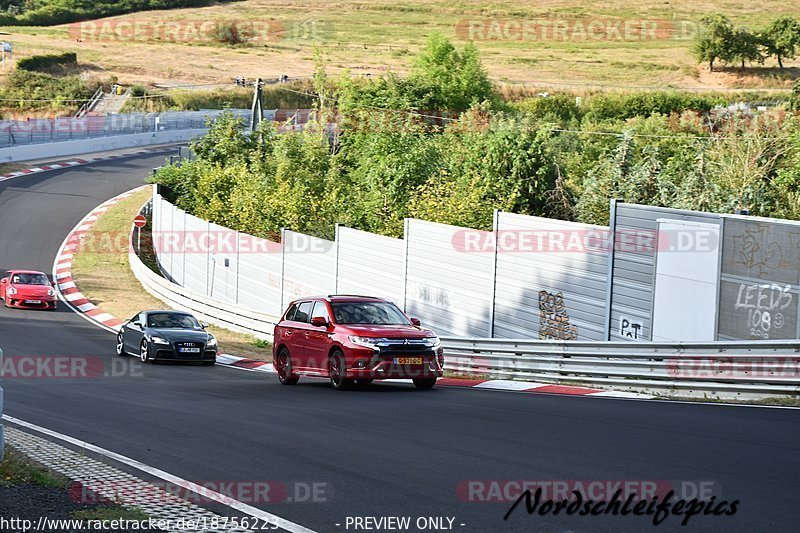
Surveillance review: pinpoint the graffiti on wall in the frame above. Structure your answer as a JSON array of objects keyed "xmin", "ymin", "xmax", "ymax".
[
  {"xmin": 731, "ymin": 225, "xmax": 800, "ymax": 278},
  {"xmin": 733, "ymin": 282, "xmax": 793, "ymax": 339},
  {"xmin": 538, "ymin": 290, "xmax": 578, "ymax": 340},
  {"xmin": 619, "ymin": 316, "xmax": 643, "ymax": 339},
  {"xmin": 719, "ymin": 218, "xmax": 800, "ymax": 340}
]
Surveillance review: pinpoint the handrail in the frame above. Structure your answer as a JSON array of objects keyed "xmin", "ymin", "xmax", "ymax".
[{"xmin": 75, "ymin": 87, "xmax": 104, "ymax": 118}]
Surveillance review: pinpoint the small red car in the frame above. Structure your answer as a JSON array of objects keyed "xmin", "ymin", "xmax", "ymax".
[
  {"xmin": 273, "ymin": 296, "xmax": 444, "ymax": 390},
  {"xmin": 0, "ymin": 270, "xmax": 58, "ymax": 310}
]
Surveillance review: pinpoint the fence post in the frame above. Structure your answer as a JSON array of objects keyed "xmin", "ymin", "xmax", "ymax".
[
  {"xmin": 488, "ymin": 209, "xmax": 500, "ymax": 338},
  {"xmin": 280, "ymin": 227, "xmax": 287, "ymax": 313},
  {"xmin": 604, "ymin": 199, "xmax": 619, "ymax": 340},
  {"xmin": 334, "ymin": 223, "xmax": 341, "ymax": 294},
  {"xmin": 402, "ymin": 218, "xmax": 410, "ymax": 312}
]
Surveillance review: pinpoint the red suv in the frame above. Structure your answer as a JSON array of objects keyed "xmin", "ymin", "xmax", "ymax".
[{"xmin": 273, "ymin": 296, "xmax": 444, "ymax": 390}]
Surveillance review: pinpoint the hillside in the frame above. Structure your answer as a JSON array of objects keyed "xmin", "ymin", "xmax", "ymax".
[{"xmin": 1, "ymin": 0, "xmax": 799, "ymax": 91}]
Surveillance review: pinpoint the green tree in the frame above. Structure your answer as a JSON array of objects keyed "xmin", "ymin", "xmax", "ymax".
[
  {"xmin": 761, "ymin": 16, "xmax": 800, "ymax": 71},
  {"xmin": 410, "ymin": 33, "xmax": 494, "ymax": 112},
  {"xmin": 729, "ymin": 27, "xmax": 763, "ymax": 71},
  {"xmin": 693, "ymin": 14, "xmax": 734, "ymax": 72}
]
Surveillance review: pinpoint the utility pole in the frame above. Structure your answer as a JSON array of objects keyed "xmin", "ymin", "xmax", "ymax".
[{"xmin": 250, "ymin": 78, "xmax": 264, "ymax": 132}]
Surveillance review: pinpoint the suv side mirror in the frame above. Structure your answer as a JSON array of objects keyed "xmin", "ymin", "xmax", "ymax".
[
  {"xmin": 310, "ymin": 316, "xmax": 328, "ymax": 328},
  {"xmin": 410, "ymin": 317, "xmax": 421, "ymax": 326},
  {"xmin": 132, "ymin": 320, "xmax": 142, "ymax": 327}
]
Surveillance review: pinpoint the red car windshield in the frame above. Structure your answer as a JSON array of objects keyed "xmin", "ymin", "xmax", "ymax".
[
  {"xmin": 11, "ymin": 273, "xmax": 49, "ymax": 285},
  {"xmin": 331, "ymin": 302, "xmax": 410, "ymax": 325}
]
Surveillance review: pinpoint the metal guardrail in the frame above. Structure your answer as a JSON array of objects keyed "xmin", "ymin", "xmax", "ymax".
[
  {"xmin": 441, "ymin": 337, "xmax": 800, "ymax": 398},
  {"xmin": 136, "ymin": 189, "xmax": 800, "ymax": 400},
  {"xmin": 0, "ymin": 109, "xmax": 250, "ymax": 148},
  {"xmin": 128, "ymin": 205, "xmax": 279, "ymax": 341}
]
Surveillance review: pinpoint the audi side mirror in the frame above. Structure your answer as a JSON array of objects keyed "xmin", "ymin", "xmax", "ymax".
[
  {"xmin": 410, "ymin": 317, "xmax": 421, "ymax": 326},
  {"xmin": 310, "ymin": 316, "xmax": 328, "ymax": 328}
]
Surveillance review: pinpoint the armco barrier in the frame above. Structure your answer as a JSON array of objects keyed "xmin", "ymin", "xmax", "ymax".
[
  {"xmin": 134, "ymin": 197, "xmax": 800, "ymax": 400},
  {"xmin": 129, "ymin": 223, "xmax": 279, "ymax": 341},
  {"xmin": 442, "ymin": 337, "xmax": 800, "ymax": 399}
]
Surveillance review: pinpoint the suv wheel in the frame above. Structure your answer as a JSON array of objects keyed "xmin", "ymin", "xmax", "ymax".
[
  {"xmin": 413, "ymin": 378, "xmax": 437, "ymax": 390},
  {"xmin": 277, "ymin": 348, "xmax": 299, "ymax": 385},
  {"xmin": 329, "ymin": 350, "xmax": 352, "ymax": 391}
]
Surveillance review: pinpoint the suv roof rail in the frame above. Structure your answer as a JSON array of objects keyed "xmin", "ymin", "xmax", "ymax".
[{"xmin": 326, "ymin": 294, "xmax": 380, "ymax": 299}]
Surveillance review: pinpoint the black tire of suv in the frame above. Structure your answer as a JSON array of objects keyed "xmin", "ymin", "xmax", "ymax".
[
  {"xmin": 413, "ymin": 378, "xmax": 437, "ymax": 390},
  {"xmin": 329, "ymin": 350, "xmax": 353, "ymax": 391},
  {"xmin": 277, "ymin": 348, "xmax": 299, "ymax": 385}
]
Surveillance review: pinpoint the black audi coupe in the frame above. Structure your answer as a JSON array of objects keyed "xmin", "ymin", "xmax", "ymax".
[{"xmin": 116, "ymin": 310, "xmax": 217, "ymax": 365}]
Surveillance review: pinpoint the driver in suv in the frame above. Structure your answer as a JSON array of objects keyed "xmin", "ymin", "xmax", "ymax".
[{"xmin": 273, "ymin": 296, "xmax": 444, "ymax": 390}]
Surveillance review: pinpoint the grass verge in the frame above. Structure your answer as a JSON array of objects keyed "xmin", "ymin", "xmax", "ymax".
[
  {"xmin": 2, "ymin": 446, "xmax": 149, "ymax": 521},
  {"xmin": 70, "ymin": 188, "xmax": 273, "ymax": 360},
  {"xmin": 1, "ymin": 447, "xmax": 66, "ymax": 488}
]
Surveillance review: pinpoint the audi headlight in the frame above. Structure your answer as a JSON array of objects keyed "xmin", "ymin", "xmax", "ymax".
[
  {"xmin": 206, "ymin": 336, "xmax": 217, "ymax": 348},
  {"xmin": 349, "ymin": 336, "xmax": 380, "ymax": 348},
  {"xmin": 7, "ymin": 287, "xmax": 17, "ymax": 295},
  {"xmin": 151, "ymin": 336, "xmax": 170, "ymax": 345}
]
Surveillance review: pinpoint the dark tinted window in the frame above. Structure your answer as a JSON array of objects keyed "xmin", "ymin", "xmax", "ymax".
[
  {"xmin": 147, "ymin": 312, "xmax": 201, "ymax": 329},
  {"xmin": 284, "ymin": 304, "xmax": 298, "ymax": 321},
  {"xmin": 11, "ymin": 273, "xmax": 49, "ymax": 285},
  {"xmin": 293, "ymin": 301, "xmax": 313, "ymax": 323},
  {"xmin": 331, "ymin": 302, "xmax": 410, "ymax": 325}
]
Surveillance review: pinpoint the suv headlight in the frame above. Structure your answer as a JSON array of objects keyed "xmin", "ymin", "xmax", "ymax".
[
  {"xmin": 7, "ymin": 287, "xmax": 16, "ymax": 295},
  {"xmin": 349, "ymin": 336, "xmax": 380, "ymax": 348},
  {"xmin": 47, "ymin": 287, "xmax": 56, "ymax": 297},
  {"xmin": 151, "ymin": 336, "xmax": 170, "ymax": 345},
  {"xmin": 423, "ymin": 336, "xmax": 441, "ymax": 348},
  {"xmin": 207, "ymin": 336, "xmax": 217, "ymax": 348}
]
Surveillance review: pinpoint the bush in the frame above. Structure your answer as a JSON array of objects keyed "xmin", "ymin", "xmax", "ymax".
[
  {"xmin": 7, "ymin": 1, "xmax": 219, "ymax": 26},
  {"xmin": 129, "ymin": 84, "xmax": 147, "ymax": 98},
  {"xmin": 16, "ymin": 52, "xmax": 78, "ymax": 73},
  {"xmin": 0, "ymin": 69, "xmax": 92, "ymax": 114},
  {"xmin": 582, "ymin": 92, "xmax": 726, "ymax": 122}
]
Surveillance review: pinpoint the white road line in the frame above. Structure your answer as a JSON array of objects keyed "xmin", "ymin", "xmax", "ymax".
[{"xmin": 3, "ymin": 415, "xmax": 319, "ymax": 533}]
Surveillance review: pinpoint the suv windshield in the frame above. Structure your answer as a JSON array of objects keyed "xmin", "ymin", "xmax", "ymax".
[
  {"xmin": 331, "ymin": 302, "xmax": 410, "ymax": 325},
  {"xmin": 11, "ymin": 273, "xmax": 49, "ymax": 285},
  {"xmin": 148, "ymin": 312, "xmax": 201, "ymax": 329}
]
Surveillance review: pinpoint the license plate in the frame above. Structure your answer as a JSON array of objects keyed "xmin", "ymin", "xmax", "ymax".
[
  {"xmin": 25, "ymin": 300, "xmax": 41, "ymax": 304},
  {"xmin": 179, "ymin": 347, "xmax": 200, "ymax": 353},
  {"xmin": 395, "ymin": 357, "xmax": 422, "ymax": 365}
]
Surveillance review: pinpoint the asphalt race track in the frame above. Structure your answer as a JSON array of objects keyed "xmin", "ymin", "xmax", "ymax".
[{"xmin": 1, "ymin": 152, "xmax": 799, "ymax": 532}]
